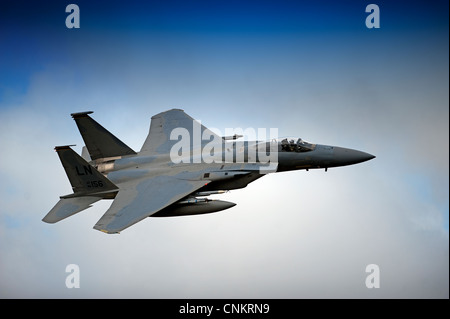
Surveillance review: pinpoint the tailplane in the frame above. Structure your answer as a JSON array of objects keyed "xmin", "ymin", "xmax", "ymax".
[
  {"xmin": 43, "ymin": 146, "xmax": 119, "ymax": 224},
  {"xmin": 43, "ymin": 196, "xmax": 102, "ymax": 223}
]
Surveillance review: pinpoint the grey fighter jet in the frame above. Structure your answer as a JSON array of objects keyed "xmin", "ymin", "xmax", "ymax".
[{"xmin": 43, "ymin": 109, "xmax": 375, "ymax": 234}]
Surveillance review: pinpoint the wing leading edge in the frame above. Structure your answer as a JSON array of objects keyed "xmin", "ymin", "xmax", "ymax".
[
  {"xmin": 139, "ymin": 109, "xmax": 221, "ymax": 156},
  {"xmin": 94, "ymin": 176, "xmax": 209, "ymax": 234}
]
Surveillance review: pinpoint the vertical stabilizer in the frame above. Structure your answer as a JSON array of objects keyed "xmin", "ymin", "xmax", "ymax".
[
  {"xmin": 54, "ymin": 145, "xmax": 118, "ymax": 195},
  {"xmin": 71, "ymin": 111, "xmax": 136, "ymax": 160}
]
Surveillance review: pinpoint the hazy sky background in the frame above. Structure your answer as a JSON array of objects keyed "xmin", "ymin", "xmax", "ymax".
[{"xmin": 0, "ymin": 0, "xmax": 448, "ymax": 298}]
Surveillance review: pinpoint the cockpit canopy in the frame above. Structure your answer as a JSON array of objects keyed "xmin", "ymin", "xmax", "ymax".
[
  {"xmin": 277, "ymin": 137, "xmax": 316, "ymax": 153},
  {"xmin": 250, "ymin": 137, "xmax": 316, "ymax": 153}
]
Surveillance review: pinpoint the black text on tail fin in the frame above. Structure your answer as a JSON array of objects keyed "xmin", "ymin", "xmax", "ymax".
[
  {"xmin": 55, "ymin": 145, "xmax": 118, "ymax": 196},
  {"xmin": 71, "ymin": 111, "xmax": 136, "ymax": 160}
]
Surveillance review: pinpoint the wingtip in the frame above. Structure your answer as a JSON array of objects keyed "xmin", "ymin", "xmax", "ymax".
[
  {"xmin": 151, "ymin": 108, "xmax": 185, "ymax": 119},
  {"xmin": 94, "ymin": 226, "xmax": 120, "ymax": 234}
]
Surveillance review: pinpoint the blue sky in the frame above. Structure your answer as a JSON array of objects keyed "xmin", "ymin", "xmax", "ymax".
[
  {"xmin": 1, "ymin": 0, "xmax": 447, "ymax": 99},
  {"xmin": 0, "ymin": 0, "xmax": 448, "ymax": 298}
]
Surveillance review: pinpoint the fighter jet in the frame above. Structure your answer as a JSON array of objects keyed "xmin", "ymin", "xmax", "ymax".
[{"xmin": 43, "ymin": 109, "xmax": 375, "ymax": 234}]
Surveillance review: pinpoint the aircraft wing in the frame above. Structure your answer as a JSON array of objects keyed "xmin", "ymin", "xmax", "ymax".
[
  {"xmin": 140, "ymin": 109, "xmax": 221, "ymax": 155},
  {"xmin": 93, "ymin": 175, "xmax": 208, "ymax": 234}
]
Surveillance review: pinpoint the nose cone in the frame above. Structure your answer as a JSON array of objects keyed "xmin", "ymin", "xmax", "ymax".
[{"xmin": 332, "ymin": 147, "xmax": 375, "ymax": 166}]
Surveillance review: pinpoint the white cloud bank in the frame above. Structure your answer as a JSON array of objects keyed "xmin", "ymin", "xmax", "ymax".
[{"xmin": 0, "ymin": 32, "xmax": 448, "ymax": 298}]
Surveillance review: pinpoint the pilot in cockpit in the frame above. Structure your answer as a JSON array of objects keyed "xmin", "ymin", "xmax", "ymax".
[{"xmin": 281, "ymin": 138, "xmax": 289, "ymax": 151}]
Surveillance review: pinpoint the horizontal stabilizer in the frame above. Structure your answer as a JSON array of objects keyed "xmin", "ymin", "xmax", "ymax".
[{"xmin": 43, "ymin": 196, "xmax": 102, "ymax": 223}]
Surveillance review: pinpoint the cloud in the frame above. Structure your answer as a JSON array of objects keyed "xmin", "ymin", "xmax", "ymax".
[{"xmin": 0, "ymin": 5, "xmax": 448, "ymax": 298}]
